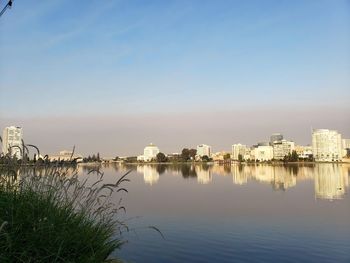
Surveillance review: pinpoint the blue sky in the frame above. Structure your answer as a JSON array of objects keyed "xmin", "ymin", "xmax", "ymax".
[{"xmin": 0, "ymin": 0, "xmax": 349, "ymax": 155}]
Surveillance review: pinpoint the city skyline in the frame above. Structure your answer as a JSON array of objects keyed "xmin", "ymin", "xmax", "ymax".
[
  {"xmin": 1, "ymin": 123, "xmax": 349, "ymax": 158},
  {"xmin": 1, "ymin": 0, "xmax": 350, "ymax": 156}
]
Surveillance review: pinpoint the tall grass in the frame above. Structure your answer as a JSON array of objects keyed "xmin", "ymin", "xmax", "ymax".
[{"xmin": 0, "ymin": 158, "xmax": 130, "ymax": 262}]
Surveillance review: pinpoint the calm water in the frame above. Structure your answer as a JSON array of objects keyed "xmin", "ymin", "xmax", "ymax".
[{"xmin": 86, "ymin": 163, "xmax": 350, "ymax": 263}]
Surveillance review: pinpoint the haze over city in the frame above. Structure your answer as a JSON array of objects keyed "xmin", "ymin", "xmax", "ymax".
[{"xmin": 1, "ymin": 0, "xmax": 349, "ymax": 156}]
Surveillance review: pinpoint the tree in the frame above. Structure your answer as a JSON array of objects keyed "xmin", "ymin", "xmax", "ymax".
[
  {"xmin": 238, "ymin": 154, "xmax": 243, "ymax": 162},
  {"xmin": 201, "ymin": 155, "xmax": 210, "ymax": 162},
  {"xmin": 224, "ymin": 153, "xmax": 231, "ymax": 160},
  {"xmin": 291, "ymin": 150, "xmax": 299, "ymax": 162},
  {"xmin": 189, "ymin": 149, "xmax": 197, "ymax": 159},
  {"xmin": 181, "ymin": 148, "xmax": 190, "ymax": 161},
  {"xmin": 156, "ymin": 152, "xmax": 167, "ymax": 163}
]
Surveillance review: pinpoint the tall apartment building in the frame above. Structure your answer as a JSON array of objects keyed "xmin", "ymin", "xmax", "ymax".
[
  {"xmin": 197, "ymin": 144, "xmax": 211, "ymax": 157},
  {"xmin": 2, "ymin": 126, "xmax": 23, "ymax": 159},
  {"xmin": 312, "ymin": 129, "xmax": 342, "ymax": 162},
  {"xmin": 232, "ymin": 144, "xmax": 248, "ymax": 160},
  {"xmin": 272, "ymin": 140, "xmax": 295, "ymax": 160}
]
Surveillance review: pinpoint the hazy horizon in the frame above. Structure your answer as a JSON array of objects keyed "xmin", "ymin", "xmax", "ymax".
[{"xmin": 1, "ymin": 0, "xmax": 349, "ymax": 157}]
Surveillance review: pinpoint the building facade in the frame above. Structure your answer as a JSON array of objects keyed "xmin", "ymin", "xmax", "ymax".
[
  {"xmin": 2, "ymin": 126, "xmax": 23, "ymax": 159},
  {"xmin": 272, "ymin": 140, "xmax": 295, "ymax": 160},
  {"xmin": 137, "ymin": 143, "xmax": 160, "ymax": 162},
  {"xmin": 312, "ymin": 129, "xmax": 342, "ymax": 162},
  {"xmin": 197, "ymin": 144, "xmax": 211, "ymax": 157},
  {"xmin": 295, "ymin": 145, "xmax": 313, "ymax": 159},
  {"xmin": 253, "ymin": 145, "xmax": 274, "ymax": 161},
  {"xmin": 232, "ymin": 144, "xmax": 248, "ymax": 160}
]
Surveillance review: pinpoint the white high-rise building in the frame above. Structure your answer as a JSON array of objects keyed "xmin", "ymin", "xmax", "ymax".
[
  {"xmin": 232, "ymin": 144, "xmax": 248, "ymax": 160},
  {"xmin": 2, "ymin": 126, "xmax": 23, "ymax": 159},
  {"xmin": 137, "ymin": 143, "xmax": 160, "ymax": 162},
  {"xmin": 272, "ymin": 140, "xmax": 295, "ymax": 160},
  {"xmin": 197, "ymin": 144, "xmax": 211, "ymax": 157},
  {"xmin": 312, "ymin": 129, "xmax": 342, "ymax": 162}
]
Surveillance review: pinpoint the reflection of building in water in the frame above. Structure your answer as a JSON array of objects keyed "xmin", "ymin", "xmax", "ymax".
[
  {"xmin": 272, "ymin": 166, "xmax": 297, "ymax": 190},
  {"xmin": 314, "ymin": 164, "xmax": 349, "ymax": 200},
  {"xmin": 231, "ymin": 164, "xmax": 297, "ymax": 190},
  {"xmin": 231, "ymin": 165, "xmax": 249, "ymax": 185},
  {"xmin": 196, "ymin": 166, "xmax": 212, "ymax": 184},
  {"xmin": 137, "ymin": 165, "xmax": 160, "ymax": 185}
]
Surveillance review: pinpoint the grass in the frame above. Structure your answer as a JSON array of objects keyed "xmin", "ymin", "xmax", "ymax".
[{"xmin": 0, "ymin": 158, "xmax": 129, "ymax": 262}]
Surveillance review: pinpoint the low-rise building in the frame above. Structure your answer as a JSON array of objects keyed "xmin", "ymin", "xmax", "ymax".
[
  {"xmin": 49, "ymin": 150, "xmax": 83, "ymax": 162},
  {"xmin": 137, "ymin": 143, "xmax": 160, "ymax": 162},
  {"xmin": 272, "ymin": 140, "xmax": 295, "ymax": 160},
  {"xmin": 295, "ymin": 145, "xmax": 313, "ymax": 159}
]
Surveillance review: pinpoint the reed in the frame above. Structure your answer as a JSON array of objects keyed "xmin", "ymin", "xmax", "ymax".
[{"xmin": 0, "ymin": 156, "xmax": 129, "ymax": 262}]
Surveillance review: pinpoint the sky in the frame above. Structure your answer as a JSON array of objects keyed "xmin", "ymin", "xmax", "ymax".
[{"xmin": 0, "ymin": 0, "xmax": 349, "ymax": 157}]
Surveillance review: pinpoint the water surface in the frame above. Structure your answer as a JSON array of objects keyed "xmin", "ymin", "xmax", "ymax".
[{"xmin": 88, "ymin": 163, "xmax": 350, "ymax": 262}]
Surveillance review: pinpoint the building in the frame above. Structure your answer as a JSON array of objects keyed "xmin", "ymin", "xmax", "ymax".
[
  {"xmin": 253, "ymin": 145, "xmax": 274, "ymax": 161},
  {"xmin": 212, "ymin": 151, "xmax": 230, "ymax": 162},
  {"xmin": 312, "ymin": 129, "xmax": 342, "ymax": 162},
  {"xmin": 2, "ymin": 126, "xmax": 23, "ymax": 159},
  {"xmin": 342, "ymin": 139, "xmax": 350, "ymax": 157},
  {"xmin": 270, "ymin": 133, "xmax": 283, "ymax": 145},
  {"xmin": 272, "ymin": 140, "xmax": 295, "ymax": 160},
  {"xmin": 295, "ymin": 145, "xmax": 313, "ymax": 159},
  {"xmin": 196, "ymin": 144, "xmax": 211, "ymax": 157},
  {"xmin": 232, "ymin": 144, "xmax": 248, "ymax": 160},
  {"xmin": 48, "ymin": 150, "xmax": 83, "ymax": 162},
  {"xmin": 137, "ymin": 143, "xmax": 160, "ymax": 162}
]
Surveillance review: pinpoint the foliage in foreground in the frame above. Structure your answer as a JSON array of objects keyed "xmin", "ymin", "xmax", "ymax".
[{"xmin": 0, "ymin": 163, "xmax": 129, "ymax": 263}]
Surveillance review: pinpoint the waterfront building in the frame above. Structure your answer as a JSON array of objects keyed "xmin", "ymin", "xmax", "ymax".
[
  {"xmin": 48, "ymin": 150, "xmax": 83, "ymax": 162},
  {"xmin": 272, "ymin": 140, "xmax": 295, "ymax": 160},
  {"xmin": 342, "ymin": 139, "xmax": 350, "ymax": 157},
  {"xmin": 270, "ymin": 133, "xmax": 283, "ymax": 145},
  {"xmin": 212, "ymin": 151, "xmax": 230, "ymax": 162},
  {"xmin": 232, "ymin": 144, "xmax": 248, "ymax": 160},
  {"xmin": 312, "ymin": 129, "xmax": 342, "ymax": 162},
  {"xmin": 295, "ymin": 145, "xmax": 313, "ymax": 159},
  {"xmin": 253, "ymin": 145, "xmax": 274, "ymax": 161},
  {"xmin": 2, "ymin": 126, "xmax": 23, "ymax": 159},
  {"xmin": 137, "ymin": 143, "xmax": 160, "ymax": 162},
  {"xmin": 196, "ymin": 144, "xmax": 211, "ymax": 157}
]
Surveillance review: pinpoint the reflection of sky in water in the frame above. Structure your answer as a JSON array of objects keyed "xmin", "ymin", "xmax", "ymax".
[{"xmin": 79, "ymin": 163, "xmax": 350, "ymax": 262}]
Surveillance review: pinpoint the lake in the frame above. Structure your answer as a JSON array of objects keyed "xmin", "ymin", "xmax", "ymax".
[{"xmin": 84, "ymin": 163, "xmax": 350, "ymax": 263}]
